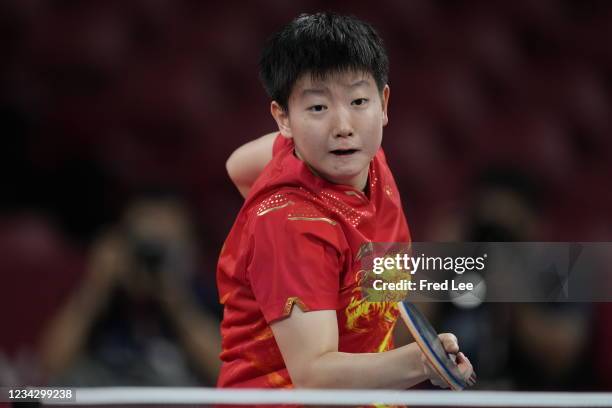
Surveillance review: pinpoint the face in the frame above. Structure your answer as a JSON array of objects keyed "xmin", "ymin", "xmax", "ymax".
[{"xmin": 271, "ymin": 71, "xmax": 390, "ymax": 190}]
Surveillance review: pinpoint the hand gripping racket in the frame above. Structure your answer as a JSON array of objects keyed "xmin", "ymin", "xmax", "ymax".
[{"xmin": 398, "ymin": 301, "xmax": 476, "ymax": 390}]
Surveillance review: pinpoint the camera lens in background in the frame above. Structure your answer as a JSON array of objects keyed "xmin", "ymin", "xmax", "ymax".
[{"xmin": 131, "ymin": 238, "xmax": 168, "ymax": 276}]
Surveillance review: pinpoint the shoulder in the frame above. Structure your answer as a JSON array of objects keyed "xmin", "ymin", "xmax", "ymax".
[
  {"xmin": 374, "ymin": 146, "xmax": 390, "ymax": 167},
  {"xmin": 272, "ymin": 133, "xmax": 292, "ymax": 156},
  {"xmin": 374, "ymin": 146, "xmax": 402, "ymax": 184},
  {"xmin": 248, "ymin": 189, "xmax": 345, "ymax": 248}
]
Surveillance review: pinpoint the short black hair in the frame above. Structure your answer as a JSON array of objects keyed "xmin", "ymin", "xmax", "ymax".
[{"xmin": 259, "ymin": 12, "xmax": 389, "ymax": 111}]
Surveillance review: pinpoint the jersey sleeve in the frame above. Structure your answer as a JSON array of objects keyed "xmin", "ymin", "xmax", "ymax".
[{"xmin": 247, "ymin": 206, "xmax": 345, "ymax": 323}]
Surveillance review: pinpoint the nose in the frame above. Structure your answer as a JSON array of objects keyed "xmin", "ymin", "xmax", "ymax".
[{"xmin": 332, "ymin": 106, "xmax": 354, "ymax": 138}]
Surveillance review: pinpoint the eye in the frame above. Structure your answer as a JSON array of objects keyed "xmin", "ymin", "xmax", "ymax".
[
  {"xmin": 352, "ymin": 98, "xmax": 369, "ymax": 106},
  {"xmin": 308, "ymin": 104, "xmax": 327, "ymax": 112}
]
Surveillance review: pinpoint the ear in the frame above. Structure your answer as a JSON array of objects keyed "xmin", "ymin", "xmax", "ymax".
[
  {"xmin": 271, "ymin": 101, "xmax": 292, "ymax": 137},
  {"xmin": 381, "ymin": 85, "xmax": 390, "ymax": 127}
]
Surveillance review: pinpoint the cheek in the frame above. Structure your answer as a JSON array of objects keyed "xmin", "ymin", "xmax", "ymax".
[
  {"xmin": 291, "ymin": 118, "xmax": 329, "ymax": 156},
  {"xmin": 360, "ymin": 112, "xmax": 384, "ymax": 150},
  {"xmin": 366, "ymin": 131, "xmax": 383, "ymax": 155}
]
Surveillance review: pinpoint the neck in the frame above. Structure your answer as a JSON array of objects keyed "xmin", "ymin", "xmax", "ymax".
[{"xmin": 352, "ymin": 168, "xmax": 370, "ymax": 192}]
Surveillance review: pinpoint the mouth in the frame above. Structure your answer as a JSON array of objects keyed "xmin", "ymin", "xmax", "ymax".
[{"xmin": 330, "ymin": 148, "xmax": 359, "ymax": 156}]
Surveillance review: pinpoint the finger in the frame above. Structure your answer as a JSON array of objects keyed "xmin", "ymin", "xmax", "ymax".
[
  {"xmin": 468, "ymin": 372, "xmax": 477, "ymax": 385},
  {"xmin": 462, "ymin": 359, "xmax": 477, "ymax": 381},
  {"xmin": 468, "ymin": 374, "xmax": 477, "ymax": 386},
  {"xmin": 456, "ymin": 352, "xmax": 477, "ymax": 387},
  {"xmin": 466, "ymin": 368, "xmax": 477, "ymax": 385},
  {"xmin": 457, "ymin": 352, "xmax": 472, "ymax": 369},
  {"xmin": 457, "ymin": 351, "xmax": 471, "ymax": 364},
  {"xmin": 468, "ymin": 369, "xmax": 477, "ymax": 385},
  {"xmin": 438, "ymin": 333, "xmax": 459, "ymax": 354}
]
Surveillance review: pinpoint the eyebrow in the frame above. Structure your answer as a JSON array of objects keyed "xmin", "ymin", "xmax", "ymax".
[
  {"xmin": 300, "ymin": 79, "xmax": 371, "ymax": 97},
  {"xmin": 348, "ymin": 79, "xmax": 370, "ymax": 88},
  {"xmin": 301, "ymin": 88, "xmax": 328, "ymax": 97}
]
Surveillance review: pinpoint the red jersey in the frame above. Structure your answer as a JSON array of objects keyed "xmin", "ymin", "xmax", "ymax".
[{"xmin": 217, "ymin": 135, "xmax": 411, "ymax": 388}]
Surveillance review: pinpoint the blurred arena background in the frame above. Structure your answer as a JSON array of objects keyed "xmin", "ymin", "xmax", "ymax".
[{"xmin": 1, "ymin": 0, "xmax": 611, "ymax": 392}]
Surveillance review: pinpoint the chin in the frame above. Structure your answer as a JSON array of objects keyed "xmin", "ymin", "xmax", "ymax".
[{"xmin": 327, "ymin": 170, "xmax": 367, "ymax": 187}]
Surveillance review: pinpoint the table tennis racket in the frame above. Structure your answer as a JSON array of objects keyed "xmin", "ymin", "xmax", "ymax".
[{"xmin": 397, "ymin": 301, "xmax": 476, "ymax": 390}]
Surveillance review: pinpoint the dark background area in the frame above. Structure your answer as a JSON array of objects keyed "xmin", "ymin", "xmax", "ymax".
[{"xmin": 1, "ymin": 0, "xmax": 611, "ymax": 390}]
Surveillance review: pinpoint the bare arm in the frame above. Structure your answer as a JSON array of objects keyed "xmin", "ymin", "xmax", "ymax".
[
  {"xmin": 160, "ymin": 283, "xmax": 222, "ymax": 383},
  {"xmin": 39, "ymin": 234, "xmax": 125, "ymax": 377},
  {"xmin": 226, "ymin": 132, "xmax": 278, "ymax": 198},
  {"xmin": 271, "ymin": 307, "xmax": 473, "ymax": 389}
]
